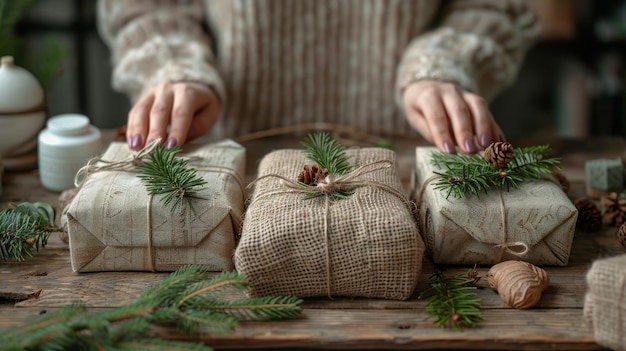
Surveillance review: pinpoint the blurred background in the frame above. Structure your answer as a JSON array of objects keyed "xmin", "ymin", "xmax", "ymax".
[{"xmin": 4, "ymin": 0, "xmax": 626, "ymax": 139}]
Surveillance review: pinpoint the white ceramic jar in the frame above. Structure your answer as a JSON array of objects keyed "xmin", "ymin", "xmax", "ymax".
[
  {"xmin": 0, "ymin": 56, "xmax": 46, "ymax": 157},
  {"xmin": 38, "ymin": 114, "xmax": 102, "ymax": 192}
]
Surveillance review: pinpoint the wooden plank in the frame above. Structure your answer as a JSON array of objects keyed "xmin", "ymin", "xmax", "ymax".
[{"xmin": 0, "ymin": 307, "xmax": 603, "ymax": 350}]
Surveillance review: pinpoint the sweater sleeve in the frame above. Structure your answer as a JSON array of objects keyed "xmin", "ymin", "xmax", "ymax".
[
  {"xmin": 97, "ymin": 0, "xmax": 225, "ymax": 103},
  {"xmin": 396, "ymin": 0, "xmax": 541, "ymax": 102}
]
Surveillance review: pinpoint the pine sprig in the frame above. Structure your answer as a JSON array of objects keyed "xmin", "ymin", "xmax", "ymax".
[
  {"xmin": 430, "ymin": 145, "xmax": 560, "ymax": 199},
  {"xmin": 419, "ymin": 267, "xmax": 482, "ymax": 331},
  {"xmin": 0, "ymin": 202, "xmax": 56, "ymax": 261},
  {"xmin": 302, "ymin": 132, "xmax": 351, "ymax": 175},
  {"xmin": 300, "ymin": 132, "xmax": 353, "ymax": 199},
  {"xmin": 0, "ymin": 267, "xmax": 303, "ymax": 350},
  {"xmin": 136, "ymin": 144, "xmax": 208, "ymax": 214}
]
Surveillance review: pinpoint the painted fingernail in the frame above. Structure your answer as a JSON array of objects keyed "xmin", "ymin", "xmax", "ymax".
[
  {"xmin": 479, "ymin": 133, "xmax": 491, "ymax": 148},
  {"xmin": 464, "ymin": 139, "xmax": 477, "ymax": 154},
  {"xmin": 166, "ymin": 137, "xmax": 178, "ymax": 150},
  {"xmin": 443, "ymin": 141, "xmax": 456, "ymax": 154},
  {"xmin": 130, "ymin": 134, "xmax": 142, "ymax": 149}
]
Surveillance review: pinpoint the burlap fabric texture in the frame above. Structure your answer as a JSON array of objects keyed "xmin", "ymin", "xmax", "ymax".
[
  {"xmin": 234, "ymin": 147, "xmax": 425, "ymax": 300},
  {"xmin": 413, "ymin": 147, "xmax": 577, "ymax": 266},
  {"xmin": 584, "ymin": 254, "xmax": 626, "ymax": 351},
  {"xmin": 66, "ymin": 139, "xmax": 246, "ymax": 272}
]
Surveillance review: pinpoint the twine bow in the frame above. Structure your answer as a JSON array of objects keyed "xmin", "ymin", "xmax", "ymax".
[{"xmin": 248, "ymin": 159, "xmax": 416, "ymax": 298}]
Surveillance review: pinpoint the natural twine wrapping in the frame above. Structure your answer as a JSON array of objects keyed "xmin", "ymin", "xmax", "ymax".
[
  {"xmin": 234, "ymin": 147, "xmax": 424, "ymax": 300},
  {"xmin": 584, "ymin": 254, "xmax": 626, "ymax": 351}
]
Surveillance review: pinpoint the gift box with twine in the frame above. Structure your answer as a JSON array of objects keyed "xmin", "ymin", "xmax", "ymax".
[
  {"xmin": 412, "ymin": 147, "xmax": 577, "ymax": 266},
  {"xmin": 66, "ymin": 139, "xmax": 246, "ymax": 272},
  {"xmin": 235, "ymin": 147, "xmax": 424, "ymax": 300}
]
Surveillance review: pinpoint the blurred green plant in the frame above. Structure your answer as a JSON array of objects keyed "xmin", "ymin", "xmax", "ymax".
[{"xmin": 0, "ymin": 0, "xmax": 69, "ymax": 90}]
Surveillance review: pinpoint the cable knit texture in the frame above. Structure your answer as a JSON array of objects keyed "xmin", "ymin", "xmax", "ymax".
[{"xmin": 97, "ymin": 0, "xmax": 540, "ymax": 138}]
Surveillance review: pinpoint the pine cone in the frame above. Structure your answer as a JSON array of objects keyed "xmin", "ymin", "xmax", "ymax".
[
  {"xmin": 551, "ymin": 171, "xmax": 570, "ymax": 193},
  {"xmin": 600, "ymin": 192, "xmax": 626, "ymax": 227},
  {"xmin": 618, "ymin": 222, "xmax": 626, "ymax": 248},
  {"xmin": 297, "ymin": 164, "xmax": 329, "ymax": 186},
  {"xmin": 573, "ymin": 197, "xmax": 603, "ymax": 233},
  {"xmin": 484, "ymin": 142, "xmax": 515, "ymax": 169}
]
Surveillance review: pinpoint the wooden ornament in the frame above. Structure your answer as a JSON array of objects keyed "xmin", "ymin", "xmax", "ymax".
[{"xmin": 486, "ymin": 260, "xmax": 550, "ymax": 309}]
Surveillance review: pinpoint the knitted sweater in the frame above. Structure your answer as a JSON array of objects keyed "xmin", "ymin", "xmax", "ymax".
[{"xmin": 97, "ymin": 0, "xmax": 540, "ymax": 138}]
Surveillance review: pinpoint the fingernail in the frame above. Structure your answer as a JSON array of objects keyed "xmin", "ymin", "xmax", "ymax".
[
  {"xmin": 130, "ymin": 134, "xmax": 142, "ymax": 149},
  {"xmin": 479, "ymin": 133, "xmax": 491, "ymax": 148},
  {"xmin": 443, "ymin": 141, "xmax": 456, "ymax": 154},
  {"xmin": 166, "ymin": 137, "xmax": 178, "ymax": 150},
  {"xmin": 464, "ymin": 139, "xmax": 477, "ymax": 154}
]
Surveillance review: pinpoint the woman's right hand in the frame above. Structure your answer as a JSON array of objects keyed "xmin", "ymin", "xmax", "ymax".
[{"xmin": 126, "ymin": 81, "xmax": 221, "ymax": 150}]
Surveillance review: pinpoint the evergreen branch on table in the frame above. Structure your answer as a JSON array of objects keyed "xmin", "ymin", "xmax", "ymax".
[
  {"xmin": 418, "ymin": 267, "xmax": 482, "ymax": 331},
  {"xmin": 0, "ymin": 267, "xmax": 303, "ymax": 351},
  {"xmin": 0, "ymin": 202, "xmax": 55, "ymax": 261},
  {"xmin": 136, "ymin": 144, "xmax": 208, "ymax": 214},
  {"xmin": 430, "ymin": 145, "xmax": 560, "ymax": 199}
]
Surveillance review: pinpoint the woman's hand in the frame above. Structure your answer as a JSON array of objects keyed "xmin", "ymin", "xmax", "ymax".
[
  {"xmin": 402, "ymin": 79, "xmax": 504, "ymax": 154},
  {"xmin": 126, "ymin": 82, "xmax": 221, "ymax": 150}
]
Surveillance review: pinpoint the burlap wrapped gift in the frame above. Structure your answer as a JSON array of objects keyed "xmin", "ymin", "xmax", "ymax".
[
  {"xmin": 234, "ymin": 147, "xmax": 425, "ymax": 300},
  {"xmin": 66, "ymin": 139, "xmax": 246, "ymax": 272},
  {"xmin": 584, "ymin": 254, "xmax": 626, "ymax": 351},
  {"xmin": 413, "ymin": 147, "xmax": 577, "ymax": 266}
]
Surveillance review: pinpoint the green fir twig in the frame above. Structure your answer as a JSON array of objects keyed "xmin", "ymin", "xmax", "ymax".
[
  {"xmin": 0, "ymin": 267, "xmax": 303, "ymax": 350},
  {"xmin": 300, "ymin": 132, "xmax": 353, "ymax": 199},
  {"xmin": 430, "ymin": 145, "xmax": 560, "ymax": 199},
  {"xmin": 0, "ymin": 202, "xmax": 56, "ymax": 261},
  {"xmin": 418, "ymin": 266, "xmax": 482, "ymax": 331},
  {"xmin": 136, "ymin": 144, "xmax": 208, "ymax": 214}
]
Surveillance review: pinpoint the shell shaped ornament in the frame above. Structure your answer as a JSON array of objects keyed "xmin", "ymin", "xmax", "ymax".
[{"xmin": 486, "ymin": 260, "xmax": 550, "ymax": 309}]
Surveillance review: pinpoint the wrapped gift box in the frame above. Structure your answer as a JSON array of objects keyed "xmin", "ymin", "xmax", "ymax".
[
  {"xmin": 66, "ymin": 140, "xmax": 246, "ymax": 272},
  {"xmin": 235, "ymin": 147, "xmax": 425, "ymax": 300},
  {"xmin": 413, "ymin": 147, "xmax": 577, "ymax": 266},
  {"xmin": 584, "ymin": 254, "xmax": 626, "ymax": 351}
]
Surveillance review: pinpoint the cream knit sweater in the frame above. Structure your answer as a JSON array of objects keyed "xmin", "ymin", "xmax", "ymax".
[{"xmin": 97, "ymin": 0, "xmax": 540, "ymax": 138}]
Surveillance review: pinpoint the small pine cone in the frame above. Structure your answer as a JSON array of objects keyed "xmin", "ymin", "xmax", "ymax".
[
  {"xmin": 573, "ymin": 197, "xmax": 603, "ymax": 233},
  {"xmin": 618, "ymin": 222, "xmax": 626, "ymax": 248},
  {"xmin": 484, "ymin": 142, "xmax": 515, "ymax": 169},
  {"xmin": 552, "ymin": 171, "xmax": 570, "ymax": 193},
  {"xmin": 600, "ymin": 192, "xmax": 626, "ymax": 227},
  {"xmin": 297, "ymin": 164, "xmax": 328, "ymax": 186}
]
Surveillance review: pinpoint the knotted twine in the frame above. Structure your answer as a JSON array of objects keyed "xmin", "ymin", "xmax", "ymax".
[
  {"xmin": 72, "ymin": 139, "xmax": 246, "ymax": 272},
  {"xmin": 415, "ymin": 174, "xmax": 529, "ymax": 263},
  {"xmin": 247, "ymin": 159, "xmax": 417, "ymax": 298}
]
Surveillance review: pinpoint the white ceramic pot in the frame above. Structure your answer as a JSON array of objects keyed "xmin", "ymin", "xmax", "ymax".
[{"xmin": 0, "ymin": 56, "xmax": 46, "ymax": 156}]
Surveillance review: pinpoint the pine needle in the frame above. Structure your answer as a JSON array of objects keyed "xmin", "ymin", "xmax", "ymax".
[
  {"xmin": 419, "ymin": 268, "xmax": 482, "ymax": 331},
  {"xmin": 0, "ymin": 202, "xmax": 54, "ymax": 261},
  {"xmin": 136, "ymin": 144, "xmax": 208, "ymax": 214},
  {"xmin": 430, "ymin": 145, "xmax": 560, "ymax": 199},
  {"xmin": 301, "ymin": 132, "xmax": 351, "ymax": 175}
]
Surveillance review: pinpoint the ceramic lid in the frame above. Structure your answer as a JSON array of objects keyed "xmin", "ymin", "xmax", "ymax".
[{"xmin": 0, "ymin": 56, "xmax": 44, "ymax": 113}]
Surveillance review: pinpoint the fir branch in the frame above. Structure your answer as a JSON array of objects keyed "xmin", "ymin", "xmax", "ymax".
[
  {"xmin": 0, "ymin": 202, "xmax": 55, "ymax": 261},
  {"xmin": 419, "ymin": 267, "xmax": 482, "ymax": 331},
  {"xmin": 430, "ymin": 145, "xmax": 560, "ymax": 199},
  {"xmin": 301, "ymin": 132, "xmax": 353, "ymax": 199},
  {"xmin": 0, "ymin": 268, "xmax": 303, "ymax": 350},
  {"xmin": 302, "ymin": 132, "xmax": 351, "ymax": 175},
  {"xmin": 136, "ymin": 144, "xmax": 208, "ymax": 214}
]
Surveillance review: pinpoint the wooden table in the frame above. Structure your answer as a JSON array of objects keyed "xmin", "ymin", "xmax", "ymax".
[{"xmin": 1, "ymin": 132, "xmax": 624, "ymax": 350}]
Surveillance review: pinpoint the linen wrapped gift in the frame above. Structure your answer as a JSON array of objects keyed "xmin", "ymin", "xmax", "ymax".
[
  {"xmin": 413, "ymin": 147, "xmax": 577, "ymax": 266},
  {"xmin": 235, "ymin": 147, "xmax": 425, "ymax": 300},
  {"xmin": 66, "ymin": 139, "xmax": 246, "ymax": 272},
  {"xmin": 584, "ymin": 254, "xmax": 626, "ymax": 351}
]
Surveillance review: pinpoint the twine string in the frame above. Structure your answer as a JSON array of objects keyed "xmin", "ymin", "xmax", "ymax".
[
  {"xmin": 247, "ymin": 159, "xmax": 415, "ymax": 298},
  {"xmin": 146, "ymin": 194, "xmax": 156, "ymax": 272}
]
